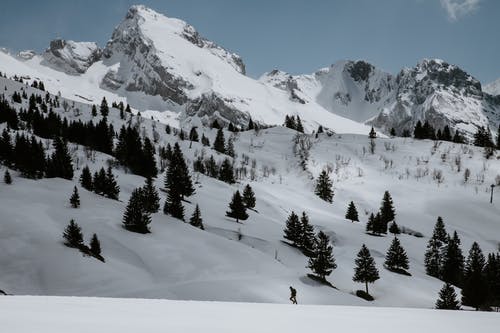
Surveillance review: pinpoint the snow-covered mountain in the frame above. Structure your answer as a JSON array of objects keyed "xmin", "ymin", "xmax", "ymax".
[
  {"xmin": 0, "ymin": 5, "xmax": 498, "ymax": 138},
  {"xmin": 484, "ymin": 78, "xmax": 500, "ymax": 96},
  {"xmin": 369, "ymin": 59, "xmax": 500, "ymax": 139},
  {"xmin": 41, "ymin": 39, "xmax": 102, "ymax": 74}
]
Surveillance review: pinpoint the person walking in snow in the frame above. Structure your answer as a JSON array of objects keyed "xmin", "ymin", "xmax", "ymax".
[{"xmin": 289, "ymin": 286, "xmax": 297, "ymax": 304}]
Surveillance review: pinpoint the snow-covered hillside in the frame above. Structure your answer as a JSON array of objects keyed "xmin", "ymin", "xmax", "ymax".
[
  {"xmin": 2, "ymin": 296, "xmax": 499, "ymax": 333},
  {"xmin": 1, "ymin": 75, "xmax": 499, "ymax": 309}
]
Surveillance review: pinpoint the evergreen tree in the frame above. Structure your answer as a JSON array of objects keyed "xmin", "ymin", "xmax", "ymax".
[
  {"xmin": 414, "ymin": 120, "xmax": 424, "ymax": 139},
  {"xmin": 100, "ymin": 97, "xmax": 109, "ymax": 117},
  {"xmin": 122, "ymin": 188, "xmax": 151, "ymax": 234},
  {"xmin": 141, "ymin": 137, "xmax": 158, "ymax": 178},
  {"xmin": 300, "ymin": 212, "xmax": 316, "ymax": 252},
  {"xmin": 432, "ymin": 217, "xmax": 448, "ymax": 246},
  {"xmin": 213, "ymin": 128, "xmax": 226, "ymax": 154},
  {"xmin": 385, "ymin": 237, "xmax": 409, "ymax": 271},
  {"xmin": 164, "ymin": 189, "xmax": 185, "ymax": 221},
  {"xmin": 204, "ymin": 155, "xmax": 218, "ymax": 178},
  {"xmin": 442, "ymin": 125, "xmax": 452, "ymax": 142},
  {"xmin": 345, "ymin": 201, "xmax": 359, "ymax": 222},
  {"xmin": 440, "ymin": 231, "xmax": 464, "ymax": 286},
  {"xmin": 89, "ymin": 233, "xmax": 102, "ymax": 257},
  {"xmin": 308, "ymin": 231, "xmax": 336, "ymax": 280},
  {"xmin": 104, "ymin": 166, "xmax": 120, "ymax": 200},
  {"xmin": 314, "ymin": 169, "xmax": 333, "ymax": 203},
  {"xmin": 189, "ymin": 127, "xmax": 199, "ymax": 142},
  {"xmin": 296, "ymin": 116, "xmax": 304, "ymax": 133},
  {"xmin": 3, "ymin": 169, "xmax": 12, "ymax": 184},
  {"xmin": 283, "ymin": 211, "xmax": 301, "ymax": 246},
  {"xmin": 189, "ymin": 204, "xmax": 204, "ymax": 230},
  {"xmin": 436, "ymin": 283, "xmax": 460, "ymax": 310},
  {"xmin": 353, "ymin": 244, "xmax": 380, "ymax": 294},
  {"xmin": 225, "ymin": 136, "xmax": 235, "ymax": 158},
  {"xmin": 379, "ymin": 191, "xmax": 395, "ymax": 230},
  {"xmin": 164, "ymin": 143, "xmax": 194, "ymax": 199},
  {"xmin": 388, "ymin": 221, "xmax": 401, "ymax": 235},
  {"xmin": 461, "ymin": 242, "xmax": 488, "ymax": 310},
  {"xmin": 369, "ymin": 127, "xmax": 377, "ymax": 139},
  {"xmin": 63, "ymin": 219, "xmax": 84, "ymax": 248},
  {"xmin": 247, "ymin": 117, "xmax": 254, "ymax": 131},
  {"xmin": 218, "ymin": 158, "xmax": 235, "ymax": 184},
  {"xmin": 225, "ymin": 190, "xmax": 248, "ymax": 223},
  {"xmin": 366, "ymin": 213, "xmax": 375, "ymax": 234},
  {"xmin": 484, "ymin": 253, "xmax": 500, "ymax": 309},
  {"xmin": 201, "ymin": 134, "xmax": 210, "ymax": 146},
  {"xmin": 425, "ymin": 238, "xmax": 442, "ymax": 278},
  {"xmin": 141, "ymin": 177, "xmax": 160, "ymax": 213},
  {"xmin": 46, "ymin": 137, "xmax": 73, "ymax": 180},
  {"xmin": 79, "ymin": 166, "xmax": 93, "ymax": 191},
  {"xmin": 69, "ymin": 186, "xmax": 80, "ymax": 208},
  {"xmin": 496, "ymin": 124, "xmax": 500, "ymax": 149},
  {"xmin": 242, "ymin": 184, "xmax": 256, "ymax": 209},
  {"xmin": 91, "ymin": 105, "xmax": 97, "ymax": 117},
  {"xmin": 390, "ymin": 128, "xmax": 396, "ymax": 136}
]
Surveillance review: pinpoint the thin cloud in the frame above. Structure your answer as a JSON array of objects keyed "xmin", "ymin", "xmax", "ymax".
[{"xmin": 440, "ymin": 0, "xmax": 481, "ymax": 21}]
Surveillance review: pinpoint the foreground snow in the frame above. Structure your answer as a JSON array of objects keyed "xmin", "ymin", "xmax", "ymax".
[{"xmin": 0, "ymin": 296, "xmax": 498, "ymax": 332}]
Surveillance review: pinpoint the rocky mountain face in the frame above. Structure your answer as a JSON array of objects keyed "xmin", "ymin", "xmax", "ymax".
[
  {"xmin": 368, "ymin": 59, "xmax": 500, "ymax": 139},
  {"xmin": 41, "ymin": 39, "xmax": 102, "ymax": 74},
  {"xmin": 484, "ymin": 78, "xmax": 500, "ymax": 96}
]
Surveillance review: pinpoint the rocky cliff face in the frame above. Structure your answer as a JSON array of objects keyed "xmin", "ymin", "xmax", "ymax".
[
  {"xmin": 41, "ymin": 39, "xmax": 102, "ymax": 74},
  {"xmin": 368, "ymin": 59, "xmax": 499, "ymax": 139}
]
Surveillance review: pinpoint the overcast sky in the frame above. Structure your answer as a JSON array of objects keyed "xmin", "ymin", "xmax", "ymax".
[{"xmin": 0, "ymin": 0, "xmax": 498, "ymax": 83}]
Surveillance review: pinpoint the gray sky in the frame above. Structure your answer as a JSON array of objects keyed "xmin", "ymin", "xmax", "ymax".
[{"xmin": 0, "ymin": 0, "xmax": 498, "ymax": 83}]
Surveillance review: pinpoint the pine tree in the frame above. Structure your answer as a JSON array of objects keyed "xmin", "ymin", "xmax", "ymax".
[
  {"xmin": 225, "ymin": 136, "xmax": 235, "ymax": 157},
  {"xmin": 369, "ymin": 127, "xmax": 377, "ymax": 139},
  {"xmin": 283, "ymin": 211, "xmax": 301, "ymax": 246},
  {"xmin": 414, "ymin": 120, "xmax": 424, "ymax": 139},
  {"xmin": 3, "ymin": 169, "xmax": 12, "ymax": 184},
  {"xmin": 242, "ymin": 184, "xmax": 256, "ymax": 209},
  {"xmin": 436, "ymin": 283, "xmax": 460, "ymax": 310},
  {"xmin": 189, "ymin": 204, "xmax": 204, "ymax": 230},
  {"xmin": 461, "ymin": 242, "xmax": 488, "ymax": 310},
  {"xmin": 141, "ymin": 177, "xmax": 160, "ymax": 213},
  {"xmin": 79, "ymin": 165, "xmax": 93, "ymax": 191},
  {"xmin": 300, "ymin": 212, "xmax": 316, "ymax": 252},
  {"xmin": 385, "ymin": 237, "xmax": 409, "ymax": 271},
  {"xmin": 308, "ymin": 231, "xmax": 336, "ymax": 281},
  {"xmin": 440, "ymin": 231, "xmax": 464, "ymax": 286},
  {"xmin": 388, "ymin": 221, "xmax": 401, "ymax": 235},
  {"xmin": 424, "ymin": 238, "xmax": 442, "ymax": 278},
  {"xmin": 104, "ymin": 166, "xmax": 120, "ymax": 200},
  {"xmin": 390, "ymin": 128, "xmax": 396, "ymax": 136},
  {"xmin": 314, "ymin": 169, "xmax": 333, "ymax": 203},
  {"xmin": 345, "ymin": 201, "xmax": 359, "ymax": 222},
  {"xmin": 122, "ymin": 188, "xmax": 151, "ymax": 234},
  {"xmin": 164, "ymin": 190, "xmax": 185, "ymax": 221},
  {"xmin": 69, "ymin": 186, "xmax": 80, "ymax": 208},
  {"xmin": 46, "ymin": 137, "xmax": 73, "ymax": 180},
  {"xmin": 432, "ymin": 217, "xmax": 448, "ymax": 246},
  {"xmin": 63, "ymin": 219, "xmax": 84, "ymax": 248},
  {"xmin": 484, "ymin": 253, "xmax": 500, "ymax": 309},
  {"xmin": 165, "ymin": 143, "xmax": 194, "ymax": 199},
  {"xmin": 225, "ymin": 190, "xmax": 248, "ymax": 223},
  {"xmin": 353, "ymin": 244, "xmax": 380, "ymax": 294},
  {"xmin": 213, "ymin": 128, "xmax": 226, "ymax": 154},
  {"xmin": 296, "ymin": 116, "xmax": 304, "ymax": 133},
  {"xmin": 91, "ymin": 105, "xmax": 97, "ymax": 117},
  {"xmin": 189, "ymin": 127, "xmax": 199, "ymax": 142},
  {"xmin": 141, "ymin": 137, "xmax": 158, "ymax": 178},
  {"xmin": 201, "ymin": 134, "xmax": 210, "ymax": 146},
  {"xmin": 247, "ymin": 117, "xmax": 254, "ymax": 130},
  {"xmin": 366, "ymin": 213, "xmax": 375, "ymax": 234},
  {"xmin": 89, "ymin": 233, "xmax": 102, "ymax": 257},
  {"xmin": 496, "ymin": 124, "xmax": 500, "ymax": 149},
  {"xmin": 378, "ymin": 191, "xmax": 395, "ymax": 233},
  {"xmin": 100, "ymin": 97, "xmax": 109, "ymax": 117},
  {"xmin": 218, "ymin": 158, "xmax": 235, "ymax": 184}
]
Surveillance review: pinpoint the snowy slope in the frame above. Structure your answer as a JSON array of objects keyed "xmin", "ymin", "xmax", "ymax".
[
  {"xmin": 1, "ymin": 296, "xmax": 499, "ymax": 333},
  {"xmin": 1, "ymin": 77, "xmax": 500, "ymax": 308}
]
